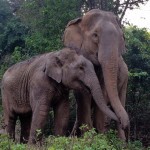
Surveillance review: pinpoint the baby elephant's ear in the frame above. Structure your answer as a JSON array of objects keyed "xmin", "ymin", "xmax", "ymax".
[{"xmin": 45, "ymin": 55, "xmax": 63, "ymax": 83}]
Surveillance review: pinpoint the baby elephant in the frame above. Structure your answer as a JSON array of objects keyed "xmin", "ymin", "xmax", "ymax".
[{"xmin": 1, "ymin": 48, "xmax": 118, "ymax": 144}]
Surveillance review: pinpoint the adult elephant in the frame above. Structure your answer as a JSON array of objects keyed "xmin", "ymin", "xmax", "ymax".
[
  {"xmin": 63, "ymin": 9, "xmax": 129, "ymax": 140},
  {"xmin": 1, "ymin": 48, "xmax": 118, "ymax": 144}
]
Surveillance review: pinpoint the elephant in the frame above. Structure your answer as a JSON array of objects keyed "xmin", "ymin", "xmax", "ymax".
[
  {"xmin": 63, "ymin": 9, "xmax": 129, "ymax": 140},
  {"xmin": 1, "ymin": 47, "xmax": 118, "ymax": 144}
]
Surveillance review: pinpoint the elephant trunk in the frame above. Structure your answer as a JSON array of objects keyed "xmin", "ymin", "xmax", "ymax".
[
  {"xmin": 83, "ymin": 71, "xmax": 119, "ymax": 122},
  {"xmin": 98, "ymin": 22, "xmax": 129, "ymax": 129}
]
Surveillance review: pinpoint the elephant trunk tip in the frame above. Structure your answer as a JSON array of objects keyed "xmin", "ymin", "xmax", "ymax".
[
  {"xmin": 119, "ymin": 116, "xmax": 130, "ymax": 130},
  {"xmin": 111, "ymin": 112, "xmax": 119, "ymax": 122}
]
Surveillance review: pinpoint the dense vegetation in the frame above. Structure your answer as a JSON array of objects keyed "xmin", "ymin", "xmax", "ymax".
[
  {"xmin": 0, "ymin": 129, "xmax": 148, "ymax": 150},
  {"xmin": 125, "ymin": 27, "xmax": 150, "ymax": 146},
  {"xmin": 0, "ymin": 0, "xmax": 150, "ymax": 149}
]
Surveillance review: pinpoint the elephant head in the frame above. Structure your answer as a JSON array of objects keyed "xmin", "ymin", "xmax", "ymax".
[
  {"xmin": 45, "ymin": 48, "xmax": 118, "ymax": 121},
  {"xmin": 63, "ymin": 9, "xmax": 129, "ymax": 129}
]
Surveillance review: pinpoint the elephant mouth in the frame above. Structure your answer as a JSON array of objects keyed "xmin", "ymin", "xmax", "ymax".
[
  {"xmin": 78, "ymin": 80, "xmax": 91, "ymax": 93},
  {"xmin": 89, "ymin": 53, "xmax": 99, "ymax": 66}
]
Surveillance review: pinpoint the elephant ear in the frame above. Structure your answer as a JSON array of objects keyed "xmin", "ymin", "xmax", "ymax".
[
  {"xmin": 63, "ymin": 17, "xmax": 83, "ymax": 51},
  {"xmin": 119, "ymin": 32, "xmax": 126, "ymax": 55},
  {"xmin": 66, "ymin": 17, "xmax": 82, "ymax": 27},
  {"xmin": 115, "ymin": 16, "xmax": 126, "ymax": 54},
  {"xmin": 45, "ymin": 54, "xmax": 63, "ymax": 83}
]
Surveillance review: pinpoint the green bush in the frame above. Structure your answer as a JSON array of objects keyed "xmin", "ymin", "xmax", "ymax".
[
  {"xmin": 0, "ymin": 134, "xmax": 26, "ymax": 150},
  {"xmin": 0, "ymin": 129, "xmax": 148, "ymax": 150}
]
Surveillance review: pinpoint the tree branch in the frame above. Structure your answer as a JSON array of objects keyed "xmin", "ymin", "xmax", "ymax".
[{"xmin": 120, "ymin": 0, "xmax": 130, "ymax": 23}]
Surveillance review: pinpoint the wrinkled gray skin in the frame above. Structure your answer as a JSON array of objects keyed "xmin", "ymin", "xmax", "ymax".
[
  {"xmin": 1, "ymin": 48, "xmax": 118, "ymax": 144},
  {"xmin": 63, "ymin": 9, "xmax": 129, "ymax": 140}
]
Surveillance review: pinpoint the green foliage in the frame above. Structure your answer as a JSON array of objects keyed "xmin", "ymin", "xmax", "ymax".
[
  {"xmin": 0, "ymin": 134, "xmax": 26, "ymax": 150},
  {"xmin": 124, "ymin": 26, "xmax": 150, "ymax": 146},
  {"xmin": 0, "ymin": 0, "xmax": 13, "ymax": 28},
  {"xmin": 0, "ymin": 47, "xmax": 29, "ymax": 82},
  {"xmin": 0, "ymin": 0, "xmax": 27, "ymax": 57},
  {"xmin": 0, "ymin": 129, "xmax": 147, "ymax": 150},
  {"xmin": 0, "ymin": 0, "xmax": 28, "ymax": 85},
  {"xmin": 11, "ymin": 47, "xmax": 29, "ymax": 63},
  {"xmin": 0, "ymin": 63, "xmax": 8, "ymax": 81},
  {"xmin": 17, "ymin": 0, "xmax": 80, "ymax": 55},
  {"xmin": 0, "ymin": 17, "xmax": 27, "ymax": 56},
  {"xmin": 125, "ymin": 26, "xmax": 150, "ymax": 71}
]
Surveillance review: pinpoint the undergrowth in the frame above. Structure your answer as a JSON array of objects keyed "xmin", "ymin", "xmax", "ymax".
[{"xmin": 0, "ymin": 129, "xmax": 149, "ymax": 150}]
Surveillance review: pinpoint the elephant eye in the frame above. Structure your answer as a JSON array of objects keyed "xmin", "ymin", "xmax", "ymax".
[
  {"xmin": 79, "ymin": 66, "xmax": 84, "ymax": 70},
  {"xmin": 78, "ymin": 63, "xmax": 84, "ymax": 70},
  {"xmin": 92, "ymin": 32, "xmax": 98, "ymax": 43},
  {"xmin": 93, "ymin": 33, "xmax": 98, "ymax": 37}
]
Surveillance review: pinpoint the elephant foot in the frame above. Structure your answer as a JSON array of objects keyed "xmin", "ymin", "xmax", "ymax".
[
  {"xmin": 28, "ymin": 138, "xmax": 43, "ymax": 146},
  {"xmin": 28, "ymin": 132, "xmax": 43, "ymax": 145},
  {"xmin": 94, "ymin": 122, "xmax": 109, "ymax": 134},
  {"xmin": 70, "ymin": 122, "xmax": 92, "ymax": 137},
  {"xmin": 28, "ymin": 136, "xmax": 36, "ymax": 145},
  {"xmin": 93, "ymin": 113, "xmax": 111, "ymax": 134}
]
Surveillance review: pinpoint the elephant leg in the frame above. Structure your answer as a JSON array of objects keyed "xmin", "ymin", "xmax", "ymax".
[
  {"xmin": 117, "ymin": 57, "xmax": 129, "ymax": 141},
  {"xmin": 118, "ymin": 58, "xmax": 128, "ymax": 107},
  {"xmin": 93, "ymin": 105, "xmax": 111, "ymax": 133},
  {"xmin": 29, "ymin": 103, "xmax": 50, "ymax": 144},
  {"xmin": 6, "ymin": 113, "xmax": 17, "ymax": 141},
  {"xmin": 19, "ymin": 113, "xmax": 32, "ymax": 143},
  {"xmin": 93, "ymin": 87, "xmax": 110, "ymax": 133},
  {"xmin": 71, "ymin": 90, "xmax": 92, "ymax": 136},
  {"xmin": 93, "ymin": 104, "xmax": 106, "ymax": 133},
  {"xmin": 53, "ymin": 95, "xmax": 69, "ymax": 136},
  {"xmin": 2, "ymin": 93, "xmax": 17, "ymax": 140},
  {"xmin": 28, "ymin": 84, "xmax": 55, "ymax": 144}
]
